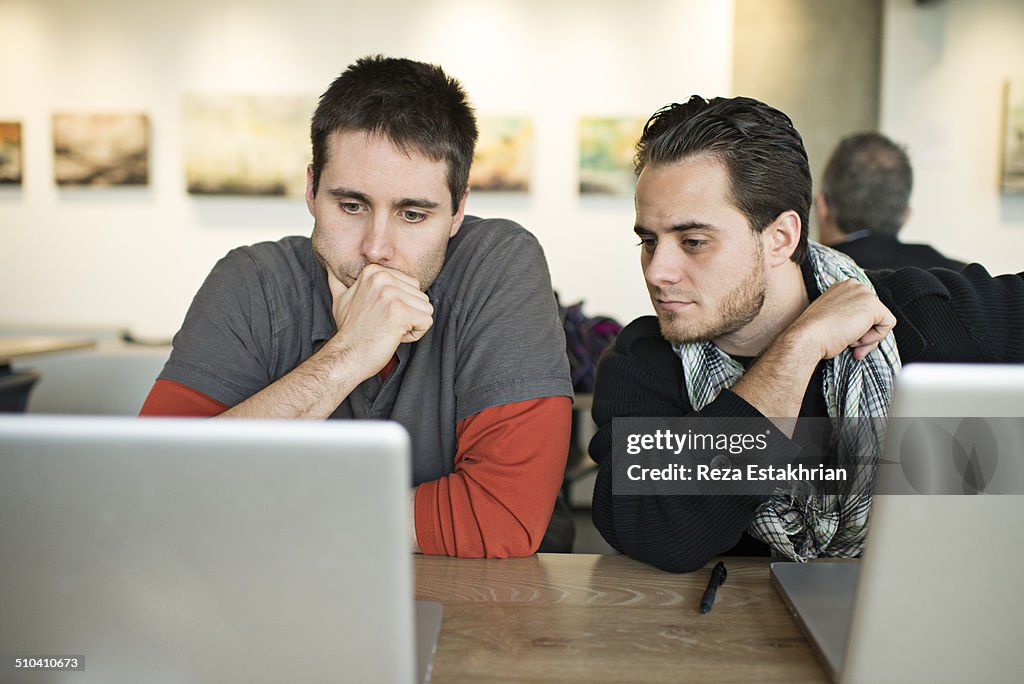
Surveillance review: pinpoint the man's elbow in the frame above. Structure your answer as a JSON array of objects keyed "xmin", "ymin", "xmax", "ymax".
[
  {"xmin": 638, "ymin": 549, "xmax": 715, "ymax": 574},
  {"xmin": 604, "ymin": 528, "xmax": 725, "ymax": 574},
  {"xmin": 435, "ymin": 517, "xmax": 544, "ymax": 559},
  {"xmin": 497, "ymin": 537, "xmax": 542, "ymax": 559},
  {"xmin": 483, "ymin": 521, "xmax": 545, "ymax": 558}
]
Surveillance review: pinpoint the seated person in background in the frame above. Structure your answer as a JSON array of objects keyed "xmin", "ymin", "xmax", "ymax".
[
  {"xmin": 816, "ymin": 132, "xmax": 966, "ymax": 270},
  {"xmin": 141, "ymin": 56, "xmax": 574, "ymax": 558},
  {"xmin": 589, "ymin": 95, "xmax": 1024, "ymax": 573}
]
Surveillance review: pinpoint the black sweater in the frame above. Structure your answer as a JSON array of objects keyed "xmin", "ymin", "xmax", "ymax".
[{"xmin": 589, "ymin": 264, "xmax": 1024, "ymax": 573}]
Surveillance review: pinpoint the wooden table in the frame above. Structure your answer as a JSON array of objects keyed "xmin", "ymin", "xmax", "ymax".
[
  {"xmin": 415, "ymin": 553, "xmax": 826, "ymax": 683},
  {"xmin": 0, "ymin": 336, "xmax": 96, "ymax": 368}
]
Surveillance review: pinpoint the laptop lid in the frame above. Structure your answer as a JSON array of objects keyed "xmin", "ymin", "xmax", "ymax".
[
  {"xmin": 0, "ymin": 415, "xmax": 429, "ymax": 683},
  {"xmin": 772, "ymin": 363, "xmax": 1024, "ymax": 684},
  {"xmin": 843, "ymin": 363, "xmax": 1024, "ymax": 683}
]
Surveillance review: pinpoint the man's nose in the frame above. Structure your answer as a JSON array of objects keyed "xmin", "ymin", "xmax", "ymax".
[
  {"xmin": 644, "ymin": 243, "xmax": 683, "ymax": 288},
  {"xmin": 361, "ymin": 215, "xmax": 395, "ymax": 263}
]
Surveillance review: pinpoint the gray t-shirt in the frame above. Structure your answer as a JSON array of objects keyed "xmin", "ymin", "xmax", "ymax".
[{"xmin": 159, "ymin": 216, "xmax": 574, "ymax": 484}]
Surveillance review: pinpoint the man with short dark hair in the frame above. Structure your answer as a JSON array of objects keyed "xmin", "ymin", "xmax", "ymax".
[
  {"xmin": 141, "ymin": 56, "xmax": 574, "ymax": 558},
  {"xmin": 816, "ymin": 132, "xmax": 965, "ymax": 270},
  {"xmin": 590, "ymin": 95, "xmax": 1024, "ymax": 573}
]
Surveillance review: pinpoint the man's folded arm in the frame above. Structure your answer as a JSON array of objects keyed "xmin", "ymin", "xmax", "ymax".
[
  {"xmin": 589, "ymin": 336, "xmax": 770, "ymax": 573},
  {"xmin": 142, "ymin": 382, "xmax": 571, "ymax": 559},
  {"xmin": 414, "ymin": 396, "xmax": 571, "ymax": 558},
  {"xmin": 140, "ymin": 379, "xmax": 228, "ymax": 417}
]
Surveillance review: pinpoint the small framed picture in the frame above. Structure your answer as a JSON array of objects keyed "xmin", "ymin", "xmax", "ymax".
[
  {"xmin": 53, "ymin": 113, "xmax": 149, "ymax": 187},
  {"xmin": 0, "ymin": 121, "xmax": 22, "ymax": 185},
  {"xmin": 1000, "ymin": 80, "xmax": 1024, "ymax": 194},
  {"xmin": 469, "ymin": 116, "xmax": 533, "ymax": 193},
  {"xmin": 578, "ymin": 116, "xmax": 646, "ymax": 197}
]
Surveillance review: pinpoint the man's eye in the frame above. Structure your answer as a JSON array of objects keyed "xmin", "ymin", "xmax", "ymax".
[
  {"xmin": 682, "ymin": 238, "xmax": 709, "ymax": 250},
  {"xmin": 636, "ymin": 238, "xmax": 657, "ymax": 253},
  {"xmin": 402, "ymin": 210, "xmax": 426, "ymax": 223},
  {"xmin": 340, "ymin": 202, "xmax": 363, "ymax": 214}
]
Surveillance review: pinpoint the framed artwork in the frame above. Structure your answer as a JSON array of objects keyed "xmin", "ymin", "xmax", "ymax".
[
  {"xmin": 469, "ymin": 116, "xmax": 533, "ymax": 193},
  {"xmin": 53, "ymin": 113, "xmax": 149, "ymax": 186},
  {"xmin": 1000, "ymin": 80, "xmax": 1024, "ymax": 194},
  {"xmin": 183, "ymin": 93, "xmax": 313, "ymax": 197},
  {"xmin": 0, "ymin": 121, "xmax": 22, "ymax": 185},
  {"xmin": 578, "ymin": 116, "xmax": 646, "ymax": 196}
]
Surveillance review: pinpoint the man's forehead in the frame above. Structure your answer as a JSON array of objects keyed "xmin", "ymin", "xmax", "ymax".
[
  {"xmin": 327, "ymin": 128, "xmax": 428, "ymax": 157},
  {"xmin": 322, "ymin": 130, "xmax": 451, "ymax": 204},
  {"xmin": 637, "ymin": 155, "xmax": 731, "ymax": 197},
  {"xmin": 635, "ymin": 156, "xmax": 744, "ymax": 231},
  {"xmin": 325, "ymin": 129, "xmax": 439, "ymax": 165}
]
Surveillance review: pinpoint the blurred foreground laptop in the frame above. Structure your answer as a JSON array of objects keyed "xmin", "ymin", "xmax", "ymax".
[
  {"xmin": 0, "ymin": 416, "xmax": 442, "ymax": 683},
  {"xmin": 772, "ymin": 363, "xmax": 1024, "ymax": 683}
]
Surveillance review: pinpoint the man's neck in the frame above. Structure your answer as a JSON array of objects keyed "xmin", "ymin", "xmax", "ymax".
[
  {"xmin": 818, "ymin": 218, "xmax": 866, "ymax": 247},
  {"xmin": 832, "ymin": 229, "xmax": 871, "ymax": 245},
  {"xmin": 714, "ymin": 261, "xmax": 810, "ymax": 358}
]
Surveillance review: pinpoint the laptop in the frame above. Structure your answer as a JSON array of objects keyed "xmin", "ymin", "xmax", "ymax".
[
  {"xmin": 771, "ymin": 363, "xmax": 1024, "ymax": 683},
  {"xmin": 0, "ymin": 415, "xmax": 442, "ymax": 684}
]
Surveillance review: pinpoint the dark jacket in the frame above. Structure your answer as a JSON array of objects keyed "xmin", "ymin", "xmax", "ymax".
[
  {"xmin": 589, "ymin": 264, "xmax": 1024, "ymax": 573},
  {"xmin": 832, "ymin": 233, "xmax": 966, "ymax": 271}
]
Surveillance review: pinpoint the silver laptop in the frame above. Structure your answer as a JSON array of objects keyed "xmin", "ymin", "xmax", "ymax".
[
  {"xmin": 772, "ymin": 363, "xmax": 1024, "ymax": 683},
  {"xmin": 0, "ymin": 415, "xmax": 442, "ymax": 684}
]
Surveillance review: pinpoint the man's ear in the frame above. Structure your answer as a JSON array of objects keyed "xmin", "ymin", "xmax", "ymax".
[
  {"xmin": 305, "ymin": 164, "xmax": 317, "ymax": 217},
  {"xmin": 901, "ymin": 206, "xmax": 912, "ymax": 229},
  {"xmin": 449, "ymin": 189, "xmax": 469, "ymax": 238},
  {"xmin": 814, "ymin": 192, "xmax": 831, "ymax": 227},
  {"xmin": 763, "ymin": 210, "xmax": 801, "ymax": 266}
]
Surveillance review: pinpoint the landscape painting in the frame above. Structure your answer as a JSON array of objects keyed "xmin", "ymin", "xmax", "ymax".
[
  {"xmin": 469, "ymin": 116, "xmax": 533, "ymax": 193},
  {"xmin": 0, "ymin": 121, "xmax": 22, "ymax": 185},
  {"xmin": 578, "ymin": 116, "xmax": 646, "ymax": 196},
  {"xmin": 53, "ymin": 113, "xmax": 149, "ymax": 186},
  {"xmin": 1001, "ymin": 80, "xmax": 1024, "ymax": 193},
  {"xmin": 183, "ymin": 93, "xmax": 313, "ymax": 197}
]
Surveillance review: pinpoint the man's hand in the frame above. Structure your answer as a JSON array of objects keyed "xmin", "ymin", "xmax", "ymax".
[
  {"xmin": 217, "ymin": 263, "xmax": 433, "ymax": 420},
  {"xmin": 327, "ymin": 264, "xmax": 434, "ymax": 376},
  {"xmin": 784, "ymin": 278, "xmax": 896, "ymax": 361},
  {"xmin": 731, "ymin": 279, "xmax": 896, "ymax": 426}
]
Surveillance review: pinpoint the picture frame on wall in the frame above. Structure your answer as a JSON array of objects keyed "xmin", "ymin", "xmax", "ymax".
[
  {"xmin": 0, "ymin": 121, "xmax": 22, "ymax": 186},
  {"xmin": 1000, "ymin": 80, "xmax": 1024, "ymax": 194},
  {"xmin": 53, "ymin": 113, "xmax": 149, "ymax": 187},
  {"xmin": 578, "ymin": 116, "xmax": 646, "ymax": 197},
  {"xmin": 183, "ymin": 93, "xmax": 313, "ymax": 198},
  {"xmin": 469, "ymin": 116, "xmax": 533, "ymax": 193}
]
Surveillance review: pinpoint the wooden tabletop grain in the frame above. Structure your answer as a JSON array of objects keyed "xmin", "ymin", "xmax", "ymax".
[{"xmin": 415, "ymin": 553, "xmax": 826, "ymax": 683}]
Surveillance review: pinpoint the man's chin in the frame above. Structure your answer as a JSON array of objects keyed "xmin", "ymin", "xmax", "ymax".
[{"xmin": 657, "ymin": 315, "xmax": 707, "ymax": 346}]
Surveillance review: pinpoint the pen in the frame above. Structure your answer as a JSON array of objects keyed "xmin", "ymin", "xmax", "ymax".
[{"xmin": 699, "ymin": 561, "xmax": 727, "ymax": 614}]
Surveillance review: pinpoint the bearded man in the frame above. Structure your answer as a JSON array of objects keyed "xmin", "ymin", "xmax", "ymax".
[{"xmin": 589, "ymin": 96, "xmax": 1024, "ymax": 572}]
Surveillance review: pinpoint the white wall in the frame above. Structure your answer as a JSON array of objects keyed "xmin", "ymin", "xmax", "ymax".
[
  {"xmin": 881, "ymin": 0, "xmax": 1024, "ymax": 273},
  {"xmin": 0, "ymin": 0, "xmax": 734, "ymax": 338}
]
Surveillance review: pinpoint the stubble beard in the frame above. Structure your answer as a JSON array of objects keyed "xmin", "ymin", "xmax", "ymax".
[{"xmin": 656, "ymin": 249, "xmax": 767, "ymax": 346}]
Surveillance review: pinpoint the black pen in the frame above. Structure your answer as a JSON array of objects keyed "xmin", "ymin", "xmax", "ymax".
[{"xmin": 699, "ymin": 561, "xmax": 727, "ymax": 614}]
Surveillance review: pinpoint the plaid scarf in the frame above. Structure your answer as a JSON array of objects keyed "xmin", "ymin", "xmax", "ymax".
[{"xmin": 674, "ymin": 242, "xmax": 901, "ymax": 561}]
